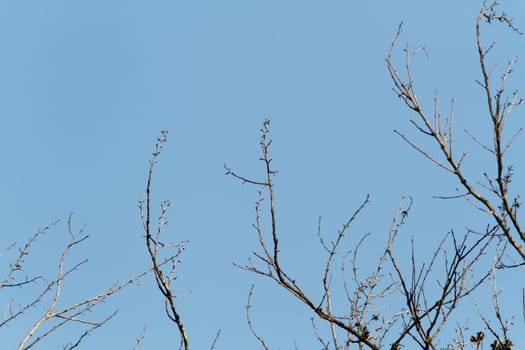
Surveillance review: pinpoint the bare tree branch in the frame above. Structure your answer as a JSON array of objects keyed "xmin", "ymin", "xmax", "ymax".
[
  {"xmin": 386, "ymin": 2, "xmax": 525, "ymax": 263},
  {"xmin": 139, "ymin": 130, "xmax": 190, "ymax": 350}
]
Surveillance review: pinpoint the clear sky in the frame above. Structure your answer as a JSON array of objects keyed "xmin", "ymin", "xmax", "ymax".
[{"xmin": 1, "ymin": 1, "xmax": 524, "ymax": 349}]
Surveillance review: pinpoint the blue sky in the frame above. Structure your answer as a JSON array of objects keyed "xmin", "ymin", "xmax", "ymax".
[{"xmin": 1, "ymin": 1, "xmax": 524, "ymax": 349}]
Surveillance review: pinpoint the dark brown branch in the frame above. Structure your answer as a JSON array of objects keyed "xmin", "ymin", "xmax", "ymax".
[{"xmin": 140, "ymin": 131, "xmax": 190, "ymax": 350}]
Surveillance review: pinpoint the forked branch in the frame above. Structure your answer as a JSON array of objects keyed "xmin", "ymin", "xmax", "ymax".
[
  {"xmin": 386, "ymin": 1, "xmax": 525, "ymax": 262},
  {"xmin": 139, "ymin": 130, "xmax": 190, "ymax": 350}
]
